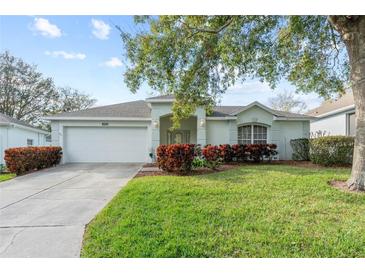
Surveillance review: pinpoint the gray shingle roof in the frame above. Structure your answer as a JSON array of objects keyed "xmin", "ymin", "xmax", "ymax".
[
  {"xmin": 210, "ymin": 106, "xmax": 244, "ymax": 117},
  {"xmin": 146, "ymin": 94, "xmax": 175, "ymax": 100},
  {"xmin": 0, "ymin": 113, "xmax": 49, "ymax": 132},
  {"xmin": 271, "ymin": 110, "xmax": 313, "ymax": 119},
  {"xmin": 46, "ymin": 98, "xmax": 311, "ymax": 120},
  {"xmin": 211, "ymin": 105, "xmax": 311, "ymax": 119},
  {"xmin": 47, "ymin": 100, "xmax": 151, "ymax": 118}
]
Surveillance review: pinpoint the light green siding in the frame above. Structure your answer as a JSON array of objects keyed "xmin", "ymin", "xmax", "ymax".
[
  {"xmin": 206, "ymin": 120, "xmax": 230, "ymax": 145},
  {"xmin": 150, "ymin": 102, "xmax": 206, "ymax": 150},
  {"xmin": 160, "ymin": 116, "xmax": 197, "ymax": 144},
  {"xmin": 272, "ymin": 120, "xmax": 310, "ymax": 160},
  {"xmin": 236, "ymin": 106, "xmax": 273, "ymax": 127}
]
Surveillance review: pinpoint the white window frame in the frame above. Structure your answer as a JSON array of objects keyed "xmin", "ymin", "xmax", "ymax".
[
  {"xmin": 346, "ymin": 112, "xmax": 356, "ymax": 136},
  {"xmin": 238, "ymin": 124, "xmax": 268, "ymax": 144}
]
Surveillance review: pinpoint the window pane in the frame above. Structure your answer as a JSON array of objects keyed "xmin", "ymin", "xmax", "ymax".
[
  {"xmin": 238, "ymin": 125, "xmax": 251, "ymax": 144},
  {"xmin": 253, "ymin": 125, "xmax": 267, "ymax": 144}
]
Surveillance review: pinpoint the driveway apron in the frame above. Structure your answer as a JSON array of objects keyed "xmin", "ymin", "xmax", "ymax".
[{"xmin": 0, "ymin": 163, "xmax": 141, "ymax": 257}]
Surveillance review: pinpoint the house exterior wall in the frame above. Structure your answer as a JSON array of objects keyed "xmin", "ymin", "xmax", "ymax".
[
  {"xmin": 206, "ymin": 120, "xmax": 231, "ymax": 145},
  {"xmin": 0, "ymin": 125, "xmax": 48, "ymax": 165},
  {"xmin": 310, "ymin": 108, "xmax": 355, "ymax": 136},
  {"xmin": 236, "ymin": 106, "xmax": 273, "ymax": 144},
  {"xmin": 49, "ymin": 102, "xmax": 311, "ymax": 162},
  {"xmin": 160, "ymin": 116, "xmax": 197, "ymax": 144},
  {"xmin": 272, "ymin": 120, "xmax": 310, "ymax": 160},
  {"xmin": 150, "ymin": 102, "xmax": 206, "ymax": 152},
  {"xmin": 207, "ymin": 106, "xmax": 310, "ymax": 160}
]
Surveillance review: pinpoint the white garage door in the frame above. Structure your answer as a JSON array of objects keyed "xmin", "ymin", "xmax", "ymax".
[{"xmin": 64, "ymin": 127, "xmax": 148, "ymax": 163}]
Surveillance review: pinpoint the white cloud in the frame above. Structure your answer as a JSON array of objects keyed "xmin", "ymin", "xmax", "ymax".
[
  {"xmin": 101, "ymin": 57, "xmax": 123, "ymax": 68},
  {"xmin": 32, "ymin": 17, "xmax": 62, "ymax": 38},
  {"xmin": 91, "ymin": 19, "xmax": 111, "ymax": 40},
  {"xmin": 45, "ymin": 51, "xmax": 86, "ymax": 60}
]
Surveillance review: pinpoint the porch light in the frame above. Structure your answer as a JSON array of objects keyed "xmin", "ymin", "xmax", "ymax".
[
  {"xmin": 199, "ymin": 118, "xmax": 205, "ymax": 127},
  {"xmin": 153, "ymin": 120, "xmax": 159, "ymax": 128}
]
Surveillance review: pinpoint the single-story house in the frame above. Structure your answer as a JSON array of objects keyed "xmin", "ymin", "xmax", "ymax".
[
  {"xmin": 46, "ymin": 95, "xmax": 312, "ymax": 163},
  {"xmin": 0, "ymin": 113, "xmax": 50, "ymax": 165},
  {"xmin": 307, "ymin": 92, "xmax": 355, "ymax": 137}
]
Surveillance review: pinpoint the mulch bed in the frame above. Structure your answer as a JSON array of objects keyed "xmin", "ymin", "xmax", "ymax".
[
  {"xmin": 135, "ymin": 160, "xmax": 352, "ymax": 178},
  {"xmin": 328, "ymin": 180, "xmax": 364, "ymax": 194},
  {"xmin": 135, "ymin": 164, "xmax": 239, "ymax": 178}
]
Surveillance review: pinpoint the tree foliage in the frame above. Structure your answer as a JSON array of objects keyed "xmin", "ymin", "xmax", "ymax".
[
  {"xmin": 269, "ymin": 90, "xmax": 307, "ymax": 113},
  {"xmin": 120, "ymin": 16, "xmax": 349, "ymax": 125},
  {"xmin": 0, "ymin": 51, "xmax": 96, "ymax": 129}
]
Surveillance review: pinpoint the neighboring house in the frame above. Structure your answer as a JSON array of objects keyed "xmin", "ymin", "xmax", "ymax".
[
  {"xmin": 0, "ymin": 113, "xmax": 51, "ymax": 165},
  {"xmin": 46, "ymin": 95, "xmax": 312, "ymax": 163},
  {"xmin": 307, "ymin": 92, "xmax": 355, "ymax": 136}
]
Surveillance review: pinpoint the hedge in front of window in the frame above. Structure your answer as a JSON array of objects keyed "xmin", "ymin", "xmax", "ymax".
[
  {"xmin": 217, "ymin": 144, "xmax": 278, "ymax": 163},
  {"xmin": 309, "ymin": 136, "xmax": 354, "ymax": 166},
  {"xmin": 202, "ymin": 145, "xmax": 223, "ymax": 170},
  {"xmin": 4, "ymin": 146, "xmax": 62, "ymax": 175}
]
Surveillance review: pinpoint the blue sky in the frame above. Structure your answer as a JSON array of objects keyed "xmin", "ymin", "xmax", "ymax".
[{"xmin": 0, "ymin": 15, "xmax": 322, "ymax": 110}]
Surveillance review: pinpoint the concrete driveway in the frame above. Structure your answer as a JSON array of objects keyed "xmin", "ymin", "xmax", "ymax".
[{"xmin": 0, "ymin": 163, "xmax": 142, "ymax": 258}]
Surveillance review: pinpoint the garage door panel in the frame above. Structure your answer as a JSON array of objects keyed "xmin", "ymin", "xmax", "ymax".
[{"xmin": 64, "ymin": 127, "xmax": 148, "ymax": 163}]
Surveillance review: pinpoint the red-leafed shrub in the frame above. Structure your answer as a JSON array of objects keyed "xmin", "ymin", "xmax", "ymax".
[
  {"xmin": 230, "ymin": 143, "xmax": 277, "ymax": 162},
  {"xmin": 202, "ymin": 145, "xmax": 222, "ymax": 170},
  {"xmin": 219, "ymin": 144, "xmax": 233, "ymax": 162},
  {"xmin": 231, "ymin": 144, "xmax": 248, "ymax": 161},
  {"xmin": 156, "ymin": 144, "xmax": 195, "ymax": 174},
  {"xmin": 245, "ymin": 144, "xmax": 278, "ymax": 162},
  {"xmin": 4, "ymin": 146, "xmax": 62, "ymax": 175}
]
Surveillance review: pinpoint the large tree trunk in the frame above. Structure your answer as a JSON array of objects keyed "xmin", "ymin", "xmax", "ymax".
[{"xmin": 329, "ymin": 16, "xmax": 365, "ymax": 191}]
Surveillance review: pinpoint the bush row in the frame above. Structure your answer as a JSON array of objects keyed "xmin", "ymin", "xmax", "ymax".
[
  {"xmin": 157, "ymin": 143, "xmax": 278, "ymax": 173},
  {"xmin": 290, "ymin": 136, "xmax": 354, "ymax": 166},
  {"xmin": 4, "ymin": 147, "xmax": 62, "ymax": 175},
  {"xmin": 309, "ymin": 136, "xmax": 354, "ymax": 166}
]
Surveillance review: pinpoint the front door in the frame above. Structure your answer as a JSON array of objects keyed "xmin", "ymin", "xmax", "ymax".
[{"xmin": 167, "ymin": 130, "xmax": 190, "ymax": 144}]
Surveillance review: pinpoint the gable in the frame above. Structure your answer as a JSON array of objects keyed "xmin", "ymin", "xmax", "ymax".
[{"xmin": 236, "ymin": 105, "xmax": 274, "ymax": 126}]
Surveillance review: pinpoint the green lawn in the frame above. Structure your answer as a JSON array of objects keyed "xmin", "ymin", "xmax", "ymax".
[
  {"xmin": 81, "ymin": 165, "xmax": 365, "ymax": 258},
  {"xmin": 0, "ymin": 173, "xmax": 15, "ymax": 183}
]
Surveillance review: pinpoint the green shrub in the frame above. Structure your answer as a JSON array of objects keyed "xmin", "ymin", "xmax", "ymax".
[
  {"xmin": 309, "ymin": 136, "xmax": 354, "ymax": 166},
  {"xmin": 290, "ymin": 138, "xmax": 310, "ymax": 161},
  {"xmin": 192, "ymin": 157, "xmax": 207, "ymax": 169}
]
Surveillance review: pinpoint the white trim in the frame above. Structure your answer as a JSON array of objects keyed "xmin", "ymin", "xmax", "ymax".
[
  {"xmin": 237, "ymin": 124, "xmax": 268, "ymax": 144},
  {"xmin": 314, "ymin": 104, "xmax": 355, "ymax": 118},
  {"xmin": 145, "ymin": 98, "xmax": 174, "ymax": 103},
  {"xmin": 206, "ymin": 117, "xmax": 237, "ymax": 120},
  {"xmin": 346, "ymin": 111, "xmax": 356, "ymax": 136},
  {"xmin": 45, "ymin": 117, "xmax": 152, "ymax": 121},
  {"xmin": 0, "ymin": 122, "xmax": 49, "ymax": 135},
  {"xmin": 273, "ymin": 116, "xmax": 314, "ymax": 121}
]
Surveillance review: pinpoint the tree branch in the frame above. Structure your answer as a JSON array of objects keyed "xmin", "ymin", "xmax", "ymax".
[{"xmin": 182, "ymin": 16, "xmax": 234, "ymax": 39}]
